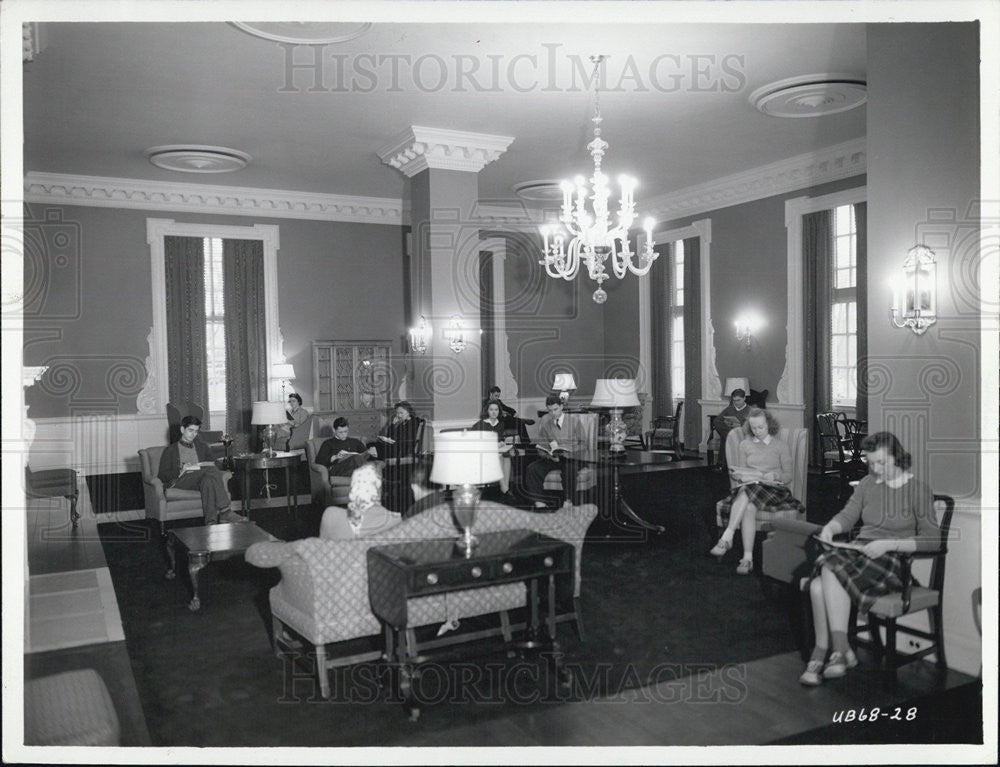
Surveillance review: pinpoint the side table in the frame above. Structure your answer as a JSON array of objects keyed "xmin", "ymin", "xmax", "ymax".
[
  {"xmin": 367, "ymin": 529, "xmax": 574, "ymax": 719},
  {"xmin": 231, "ymin": 452, "xmax": 300, "ymax": 521}
]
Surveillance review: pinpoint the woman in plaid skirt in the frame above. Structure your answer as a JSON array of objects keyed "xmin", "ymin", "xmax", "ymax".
[
  {"xmin": 799, "ymin": 431, "xmax": 940, "ymax": 686},
  {"xmin": 709, "ymin": 408, "xmax": 804, "ymax": 574}
]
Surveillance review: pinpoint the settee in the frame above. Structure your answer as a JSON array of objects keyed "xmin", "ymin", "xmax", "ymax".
[{"xmin": 246, "ymin": 502, "xmax": 597, "ymax": 698}]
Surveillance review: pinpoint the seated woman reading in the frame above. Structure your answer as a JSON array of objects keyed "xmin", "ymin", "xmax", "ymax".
[
  {"xmin": 275, "ymin": 392, "xmax": 310, "ymax": 450},
  {"xmin": 710, "ymin": 407, "xmax": 803, "ymax": 574},
  {"xmin": 157, "ymin": 415, "xmax": 237, "ymax": 524},
  {"xmin": 799, "ymin": 431, "xmax": 939, "ymax": 686},
  {"xmin": 471, "ymin": 400, "xmax": 517, "ymax": 498},
  {"xmin": 318, "ymin": 463, "xmax": 401, "ymax": 539},
  {"xmin": 714, "ymin": 388, "xmax": 750, "ymax": 465},
  {"xmin": 370, "ymin": 400, "xmax": 419, "ymax": 461}
]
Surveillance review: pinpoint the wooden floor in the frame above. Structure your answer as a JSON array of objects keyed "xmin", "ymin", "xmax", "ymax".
[{"xmin": 19, "ymin": 478, "xmax": 983, "ymax": 754}]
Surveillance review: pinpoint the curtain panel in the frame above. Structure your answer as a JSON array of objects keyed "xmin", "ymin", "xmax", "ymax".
[
  {"xmin": 853, "ymin": 202, "xmax": 868, "ymax": 424},
  {"xmin": 222, "ymin": 239, "xmax": 268, "ymax": 453},
  {"xmin": 163, "ymin": 235, "xmax": 209, "ymax": 418},
  {"xmin": 650, "ymin": 242, "xmax": 673, "ymax": 419},
  {"xmin": 803, "ymin": 210, "xmax": 834, "ymax": 465},
  {"xmin": 682, "ymin": 236, "xmax": 702, "ymax": 450}
]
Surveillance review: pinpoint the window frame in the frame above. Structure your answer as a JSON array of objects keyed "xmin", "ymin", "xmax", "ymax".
[{"xmin": 141, "ymin": 218, "xmax": 282, "ymax": 417}]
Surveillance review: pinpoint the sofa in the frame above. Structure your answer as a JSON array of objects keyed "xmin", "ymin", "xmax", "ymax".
[{"xmin": 246, "ymin": 502, "xmax": 598, "ymax": 698}]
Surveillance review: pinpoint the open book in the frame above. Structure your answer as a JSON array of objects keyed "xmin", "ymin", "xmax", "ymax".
[
  {"xmin": 536, "ymin": 445, "xmax": 571, "ymax": 458},
  {"xmin": 813, "ymin": 536, "xmax": 866, "ymax": 552},
  {"xmin": 181, "ymin": 461, "xmax": 216, "ymax": 474},
  {"xmin": 332, "ymin": 450, "xmax": 362, "ymax": 461}
]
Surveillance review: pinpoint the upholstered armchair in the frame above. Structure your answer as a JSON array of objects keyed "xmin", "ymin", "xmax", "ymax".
[
  {"xmin": 715, "ymin": 426, "xmax": 808, "ymax": 532},
  {"xmin": 304, "ymin": 436, "xmax": 351, "ymax": 508},
  {"xmin": 138, "ymin": 445, "xmax": 233, "ymax": 535},
  {"xmin": 286, "ymin": 411, "xmax": 313, "ymax": 451},
  {"xmin": 246, "ymin": 502, "xmax": 598, "ymax": 699},
  {"xmin": 542, "ymin": 412, "xmax": 599, "ymax": 494},
  {"xmin": 165, "ymin": 401, "xmax": 224, "ymax": 448}
]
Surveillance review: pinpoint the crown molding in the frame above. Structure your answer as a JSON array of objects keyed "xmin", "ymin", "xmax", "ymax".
[
  {"xmin": 23, "ymin": 172, "xmax": 406, "ymax": 225},
  {"xmin": 643, "ymin": 137, "xmax": 866, "ymax": 222},
  {"xmin": 378, "ymin": 126, "xmax": 515, "ymax": 178}
]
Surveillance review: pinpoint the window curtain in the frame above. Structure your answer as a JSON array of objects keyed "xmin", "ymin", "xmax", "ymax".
[
  {"xmin": 682, "ymin": 236, "xmax": 702, "ymax": 450},
  {"xmin": 163, "ymin": 235, "xmax": 208, "ymax": 418},
  {"xmin": 803, "ymin": 210, "xmax": 834, "ymax": 466},
  {"xmin": 479, "ymin": 249, "xmax": 495, "ymax": 396},
  {"xmin": 222, "ymin": 239, "xmax": 268, "ymax": 453},
  {"xmin": 853, "ymin": 202, "xmax": 868, "ymax": 425},
  {"xmin": 650, "ymin": 242, "xmax": 673, "ymax": 418}
]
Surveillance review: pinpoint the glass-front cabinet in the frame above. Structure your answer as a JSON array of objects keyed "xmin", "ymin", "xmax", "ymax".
[{"xmin": 312, "ymin": 340, "xmax": 392, "ymax": 440}]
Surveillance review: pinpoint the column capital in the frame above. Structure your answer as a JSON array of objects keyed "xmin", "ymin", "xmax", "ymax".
[{"xmin": 378, "ymin": 126, "xmax": 514, "ymax": 177}]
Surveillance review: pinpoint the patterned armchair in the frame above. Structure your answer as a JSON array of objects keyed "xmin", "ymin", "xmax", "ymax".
[{"xmin": 246, "ymin": 502, "xmax": 598, "ymax": 699}]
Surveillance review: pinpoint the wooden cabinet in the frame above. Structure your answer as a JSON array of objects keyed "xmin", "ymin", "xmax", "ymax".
[{"xmin": 312, "ymin": 341, "xmax": 392, "ymax": 441}]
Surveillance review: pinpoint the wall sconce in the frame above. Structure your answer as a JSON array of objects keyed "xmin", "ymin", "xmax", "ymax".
[
  {"xmin": 442, "ymin": 316, "xmax": 468, "ymax": 353},
  {"xmin": 408, "ymin": 315, "xmax": 431, "ymax": 354},
  {"xmin": 890, "ymin": 245, "xmax": 937, "ymax": 335},
  {"xmin": 734, "ymin": 314, "xmax": 762, "ymax": 349}
]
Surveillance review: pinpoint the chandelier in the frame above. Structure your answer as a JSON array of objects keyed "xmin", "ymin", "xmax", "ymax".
[{"xmin": 539, "ymin": 55, "xmax": 658, "ymax": 304}]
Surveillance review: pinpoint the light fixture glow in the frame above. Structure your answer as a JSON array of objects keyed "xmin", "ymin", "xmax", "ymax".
[{"xmin": 890, "ymin": 245, "xmax": 937, "ymax": 335}]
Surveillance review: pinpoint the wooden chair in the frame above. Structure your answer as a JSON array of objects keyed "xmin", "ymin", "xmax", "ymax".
[
  {"xmin": 644, "ymin": 401, "xmax": 683, "ymax": 459},
  {"xmin": 25, "ymin": 465, "xmax": 80, "ymax": 527},
  {"xmin": 815, "ymin": 411, "xmax": 854, "ymax": 499},
  {"xmin": 850, "ymin": 494, "xmax": 955, "ymax": 670}
]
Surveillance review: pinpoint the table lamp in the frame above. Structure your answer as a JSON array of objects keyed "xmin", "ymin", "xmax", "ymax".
[
  {"xmin": 272, "ymin": 363, "xmax": 296, "ymax": 402},
  {"xmin": 723, "ymin": 377, "xmax": 750, "ymax": 398},
  {"xmin": 552, "ymin": 372, "xmax": 577, "ymax": 404},
  {"xmin": 429, "ymin": 431, "xmax": 504, "ymax": 556},
  {"xmin": 590, "ymin": 378, "xmax": 641, "ymax": 452},
  {"xmin": 251, "ymin": 401, "xmax": 287, "ymax": 457}
]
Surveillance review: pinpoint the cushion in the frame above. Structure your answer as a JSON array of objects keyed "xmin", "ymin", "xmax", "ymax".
[
  {"xmin": 25, "ymin": 669, "xmax": 121, "ymax": 746},
  {"xmin": 868, "ymin": 586, "xmax": 940, "ymax": 618}
]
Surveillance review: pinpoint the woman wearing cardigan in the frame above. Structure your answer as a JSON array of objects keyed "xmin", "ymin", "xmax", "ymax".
[
  {"xmin": 799, "ymin": 431, "xmax": 939, "ymax": 685},
  {"xmin": 471, "ymin": 401, "xmax": 517, "ymax": 497}
]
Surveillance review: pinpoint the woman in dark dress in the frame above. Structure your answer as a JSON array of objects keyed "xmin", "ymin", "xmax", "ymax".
[
  {"xmin": 370, "ymin": 401, "xmax": 419, "ymax": 461},
  {"xmin": 157, "ymin": 415, "xmax": 236, "ymax": 524},
  {"xmin": 472, "ymin": 401, "xmax": 516, "ymax": 496}
]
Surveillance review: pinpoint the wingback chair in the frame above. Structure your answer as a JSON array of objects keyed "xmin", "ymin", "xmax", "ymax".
[
  {"xmin": 138, "ymin": 445, "xmax": 233, "ymax": 535},
  {"xmin": 165, "ymin": 401, "xmax": 223, "ymax": 445},
  {"xmin": 305, "ymin": 436, "xmax": 352, "ymax": 507},
  {"xmin": 715, "ymin": 426, "xmax": 808, "ymax": 532},
  {"xmin": 542, "ymin": 412, "xmax": 599, "ymax": 494},
  {"xmin": 286, "ymin": 411, "xmax": 314, "ymax": 451}
]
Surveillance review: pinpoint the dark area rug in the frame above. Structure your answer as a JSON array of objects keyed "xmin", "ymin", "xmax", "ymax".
[
  {"xmin": 86, "ymin": 471, "xmax": 144, "ymax": 514},
  {"xmin": 96, "ymin": 465, "xmax": 846, "ymax": 747}
]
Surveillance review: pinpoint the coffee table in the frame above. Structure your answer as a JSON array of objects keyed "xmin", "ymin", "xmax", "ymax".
[{"xmin": 165, "ymin": 522, "xmax": 277, "ymax": 611}]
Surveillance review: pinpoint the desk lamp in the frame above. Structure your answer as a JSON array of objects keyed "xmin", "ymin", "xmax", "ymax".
[
  {"xmin": 251, "ymin": 401, "xmax": 287, "ymax": 457},
  {"xmin": 590, "ymin": 378, "xmax": 641, "ymax": 452}
]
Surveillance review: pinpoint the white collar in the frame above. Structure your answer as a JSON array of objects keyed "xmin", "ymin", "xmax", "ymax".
[
  {"xmin": 753, "ymin": 434, "xmax": 773, "ymax": 445},
  {"xmin": 877, "ymin": 471, "xmax": 913, "ymax": 488},
  {"xmin": 734, "ymin": 403, "xmax": 747, "ymax": 412}
]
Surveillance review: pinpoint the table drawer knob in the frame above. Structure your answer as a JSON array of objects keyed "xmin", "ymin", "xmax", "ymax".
[
  {"xmin": 543, "ymin": 556, "xmax": 554, "ymax": 567},
  {"xmin": 502, "ymin": 562, "xmax": 513, "ymax": 574},
  {"xmin": 426, "ymin": 573, "xmax": 438, "ymax": 585},
  {"xmin": 470, "ymin": 566, "xmax": 482, "ymax": 579}
]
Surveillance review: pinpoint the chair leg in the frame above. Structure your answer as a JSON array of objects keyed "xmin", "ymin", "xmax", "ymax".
[
  {"xmin": 315, "ymin": 643, "xmax": 331, "ymax": 699},
  {"xmin": 884, "ymin": 619, "xmax": 898, "ymax": 670},
  {"xmin": 499, "ymin": 610, "xmax": 512, "ymax": 643},
  {"xmin": 930, "ymin": 604, "xmax": 947, "ymax": 669},
  {"xmin": 573, "ymin": 596, "xmax": 585, "ymax": 642},
  {"xmin": 68, "ymin": 493, "xmax": 80, "ymax": 526}
]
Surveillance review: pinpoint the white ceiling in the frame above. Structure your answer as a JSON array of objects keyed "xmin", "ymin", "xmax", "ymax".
[{"xmin": 23, "ymin": 21, "xmax": 867, "ymax": 204}]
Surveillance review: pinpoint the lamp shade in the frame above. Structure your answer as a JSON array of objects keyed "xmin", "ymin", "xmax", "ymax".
[
  {"xmin": 430, "ymin": 431, "xmax": 504, "ymax": 486},
  {"xmin": 723, "ymin": 377, "xmax": 750, "ymax": 397},
  {"xmin": 272, "ymin": 363, "xmax": 296, "ymax": 380},
  {"xmin": 251, "ymin": 401, "xmax": 287, "ymax": 425},
  {"xmin": 590, "ymin": 378, "xmax": 641, "ymax": 408},
  {"xmin": 552, "ymin": 372, "xmax": 577, "ymax": 391}
]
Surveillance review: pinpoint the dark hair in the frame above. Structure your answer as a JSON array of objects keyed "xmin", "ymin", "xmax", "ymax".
[
  {"xmin": 545, "ymin": 394, "xmax": 562, "ymax": 407},
  {"xmin": 742, "ymin": 407, "xmax": 780, "ymax": 436},
  {"xmin": 481, "ymin": 401, "xmax": 502, "ymax": 419},
  {"xmin": 333, "ymin": 416, "xmax": 349, "ymax": 429},
  {"xmin": 180, "ymin": 415, "xmax": 202, "ymax": 429},
  {"xmin": 394, "ymin": 400, "xmax": 416, "ymax": 419},
  {"xmin": 860, "ymin": 431, "xmax": 912, "ymax": 470},
  {"xmin": 488, "ymin": 385, "xmax": 501, "ymax": 395},
  {"xmin": 729, "ymin": 388, "xmax": 746, "ymax": 400},
  {"xmin": 288, "ymin": 392, "xmax": 302, "ymax": 406}
]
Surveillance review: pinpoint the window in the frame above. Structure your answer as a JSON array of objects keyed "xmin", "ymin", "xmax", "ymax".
[
  {"xmin": 203, "ymin": 237, "xmax": 227, "ymax": 413},
  {"xmin": 830, "ymin": 205, "xmax": 857, "ymax": 406},
  {"xmin": 670, "ymin": 240, "xmax": 685, "ymax": 400}
]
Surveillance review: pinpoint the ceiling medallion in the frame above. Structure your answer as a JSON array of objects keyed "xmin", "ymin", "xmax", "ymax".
[
  {"xmin": 145, "ymin": 145, "xmax": 251, "ymax": 173},
  {"xmin": 750, "ymin": 74, "xmax": 867, "ymax": 118},
  {"xmin": 512, "ymin": 180, "xmax": 565, "ymax": 205},
  {"xmin": 230, "ymin": 22, "xmax": 373, "ymax": 45}
]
